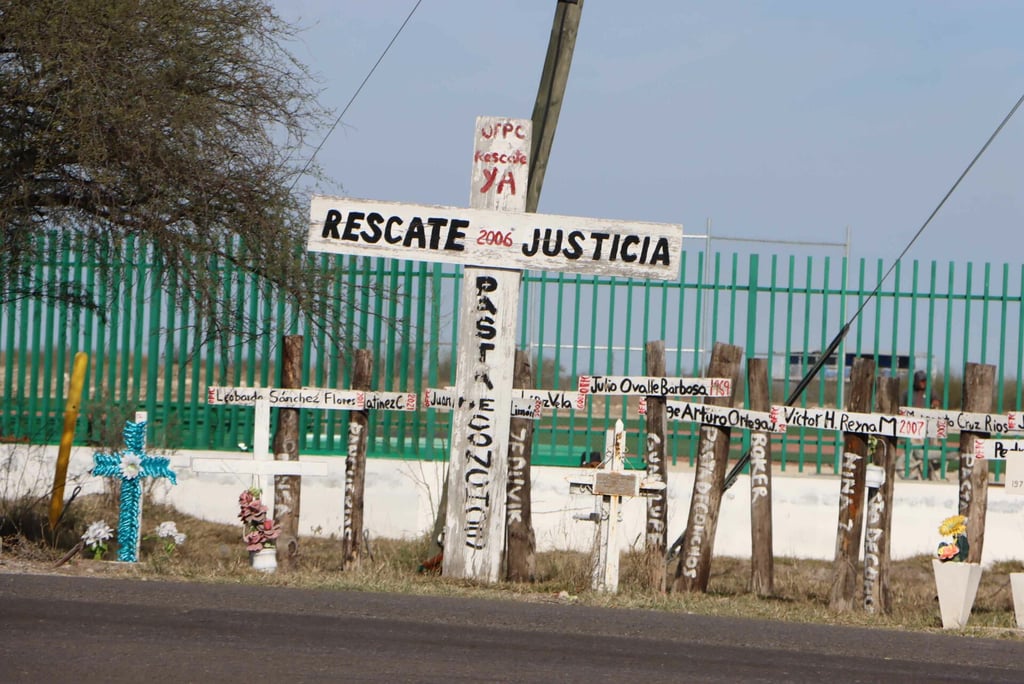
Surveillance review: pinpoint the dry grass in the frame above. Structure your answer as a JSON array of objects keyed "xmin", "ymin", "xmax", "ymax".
[{"xmin": 2, "ymin": 492, "xmax": 1022, "ymax": 638}]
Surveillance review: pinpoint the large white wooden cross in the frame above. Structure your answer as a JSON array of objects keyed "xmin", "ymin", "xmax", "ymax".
[
  {"xmin": 308, "ymin": 117, "xmax": 682, "ymax": 582},
  {"xmin": 568, "ymin": 419, "xmax": 665, "ymax": 593},
  {"xmin": 197, "ymin": 386, "xmax": 416, "ymax": 518}
]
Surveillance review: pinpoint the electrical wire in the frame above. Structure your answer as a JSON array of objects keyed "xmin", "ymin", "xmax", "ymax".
[
  {"xmin": 848, "ymin": 90, "xmax": 1024, "ymax": 324},
  {"xmin": 720, "ymin": 90, "xmax": 1024, "ymax": 492},
  {"xmin": 289, "ymin": 0, "xmax": 424, "ymax": 193}
]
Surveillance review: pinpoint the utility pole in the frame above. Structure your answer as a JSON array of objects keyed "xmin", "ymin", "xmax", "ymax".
[{"xmin": 527, "ymin": 0, "xmax": 584, "ymax": 213}]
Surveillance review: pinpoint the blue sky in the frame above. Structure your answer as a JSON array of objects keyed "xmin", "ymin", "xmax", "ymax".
[{"xmin": 275, "ymin": 1, "xmax": 1024, "ymax": 265}]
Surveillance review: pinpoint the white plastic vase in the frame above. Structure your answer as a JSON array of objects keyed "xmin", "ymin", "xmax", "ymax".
[
  {"xmin": 1010, "ymin": 573, "xmax": 1024, "ymax": 629},
  {"xmin": 250, "ymin": 547, "xmax": 277, "ymax": 574},
  {"xmin": 932, "ymin": 559, "xmax": 982, "ymax": 629}
]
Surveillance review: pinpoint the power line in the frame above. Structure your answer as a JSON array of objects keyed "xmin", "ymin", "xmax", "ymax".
[
  {"xmin": 290, "ymin": 0, "xmax": 424, "ymax": 192},
  {"xmin": 849, "ymin": 90, "xmax": 1024, "ymax": 324},
  {"xmin": 722, "ymin": 90, "xmax": 1024, "ymax": 492}
]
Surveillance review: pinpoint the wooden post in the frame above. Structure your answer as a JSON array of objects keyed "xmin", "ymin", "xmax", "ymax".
[
  {"xmin": 959, "ymin": 362, "xmax": 995, "ymax": 563},
  {"xmin": 273, "ymin": 334, "xmax": 303, "ymax": 568},
  {"xmin": 506, "ymin": 349, "xmax": 536, "ymax": 582},
  {"xmin": 49, "ymin": 351, "xmax": 88, "ymax": 530},
  {"xmin": 343, "ymin": 349, "xmax": 372, "ymax": 569},
  {"xmin": 644, "ymin": 340, "xmax": 668, "ymax": 592},
  {"xmin": 526, "ymin": 0, "xmax": 584, "ymax": 214},
  {"xmin": 747, "ymin": 358, "xmax": 774, "ymax": 597},
  {"xmin": 828, "ymin": 356, "xmax": 875, "ymax": 611},
  {"xmin": 864, "ymin": 375, "xmax": 898, "ymax": 614},
  {"xmin": 671, "ymin": 341, "xmax": 743, "ymax": 593}
]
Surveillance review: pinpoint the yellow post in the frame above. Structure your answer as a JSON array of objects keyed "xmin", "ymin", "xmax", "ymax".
[{"xmin": 48, "ymin": 352, "xmax": 89, "ymax": 530}]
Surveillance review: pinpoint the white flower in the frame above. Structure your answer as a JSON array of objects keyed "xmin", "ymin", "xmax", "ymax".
[
  {"xmin": 119, "ymin": 453, "xmax": 142, "ymax": 479},
  {"xmin": 173, "ymin": 532, "xmax": 187, "ymax": 545},
  {"xmin": 156, "ymin": 521, "xmax": 179, "ymax": 538},
  {"xmin": 82, "ymin": 521, "xmax": 114, "ymax": 549}
]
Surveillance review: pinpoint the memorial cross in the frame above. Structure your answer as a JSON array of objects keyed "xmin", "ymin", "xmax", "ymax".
[
  {"xmin": 198, "ymin": 386, "xmax": 416, "ymax": 517},
  {"xmin": 91, "ymin": 413, "xmax": 177, "ymax": 562},
  {"xmin": 567, "ymin": 419, "xmax": 665, "ymax": 593},
  {"xmin": 307, "ymin": 116, "xmax": 682, "ymax": 582}
]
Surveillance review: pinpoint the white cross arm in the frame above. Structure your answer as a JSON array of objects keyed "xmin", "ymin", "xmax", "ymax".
[
  {"xmin": 578, "ymin": 375, "xmax": 732, "ymax": 398},
  {"xmin": 423, "ymin": 388, "xmax": 542, "ymax": 419},
  {"xmin": 662, "ymin": 400, "xmax": 786, "ymax": 433},
  {"xmin": 191, "ymin": 457, "xmax": 330, "ymax": 477},
  {"xmin": 772, "ymin": 406, "xmax": 926, "ymax": 438},
  {"xmin": 900, "ymin": 407, "xmax": 1024, "ymax": 437},
  {"xmin": 207, "ymin": 386, "xmax": 417, "ymax": 411},
  {"xmin": 513, "ymin": 389, "xmax": 587, "ymax": 411},
  {"xmin": 974, "ymin": 438, "xmax": 1024, "ymax": 460},
  {"xmin": 307, "ymin": 197, "xmax": 683, "ymax": 282}
]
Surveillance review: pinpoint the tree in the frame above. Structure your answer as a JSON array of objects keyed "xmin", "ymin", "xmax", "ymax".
[{"xmin": 0, "ymin": 0, "xmax": 333, "ymax": 340}]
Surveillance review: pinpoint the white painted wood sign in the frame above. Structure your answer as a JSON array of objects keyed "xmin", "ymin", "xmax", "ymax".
[
  {"xmin": 899, "ymin": 407, "xmax": 1024, "ymax": 438},
  {"xmin": 662, "ymin": 400, "xmax": 786, "ymax": 433},
  {"xmin": 422, "ymin": 387, "xmax": 541, "ymax": 419},
  {"xmin": 207, "ymin": 386, "xmax": 417, "ymax": 411},
  {"xmin": 974, "ymin": 438, "xmax": 1024, "ymax": 495},
  {"xmin": 514, "ymin": 389, "xmax": 587, "ymax": 411},
  {"xmin": 307, "ymin": 198, "xmax": 683, "ymax": 281},
  {"xmin": 577, "ymin": 375, "xmax": 732, "ymax": 397},
  {"xmin": 771, "ymin": 406, "xmax": 926, "ymax": 438}
]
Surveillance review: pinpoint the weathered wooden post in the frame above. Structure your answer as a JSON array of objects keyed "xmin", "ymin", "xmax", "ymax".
[
  {"xmin": 959, "ymin": 362, "xmax": 996, "ymax": 563},
  {"xmin": 273, "ymin": 334, "xmax": 304, "ymax": 568},
  {"xmin": 671, "ymin": 341, "xmax": 743, "ymax": 593},
  {"xmin": 747, "ymin": 357, "xmax": 774, "ymax": 597},
  {"xmin": 643, "ymin": 340, "xmax": 668, "ymax": 591},
  {"xmin": 863, "ymin": 375, "xmax": 898, "ymax": 614},
  {"xmin": 343, "ymin": 349, "xmax": 372, "ymax": 569},
  {"xmin": 828, "ymin": 356, "xmax": 874, "ymax": 611},
  {"xmin": 506, "ymin": 349, "xmax": 537, "ymax": 582}
]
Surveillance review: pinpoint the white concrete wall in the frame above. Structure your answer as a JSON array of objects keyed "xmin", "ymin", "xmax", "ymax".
[{"xmin": 5, "ymin": 443, "xmax": 1024, "ymax": 564}]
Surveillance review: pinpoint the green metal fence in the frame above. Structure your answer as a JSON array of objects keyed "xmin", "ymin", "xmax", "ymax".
[{"xmin": 2, "ymin": 231, "xmax": 1021, "ymax": 479}]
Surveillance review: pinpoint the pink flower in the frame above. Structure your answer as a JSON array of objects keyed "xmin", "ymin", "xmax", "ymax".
[
  {"xmin": 937, "ymin": 543, "xmax": 959, "ymax": 561},
  {"xmin": 243, "ymin": 531, "xmax": 266, "ymax": 552},
  {"xmin": 261, "ymin": 518, "xmax": 281, "ymax": 542}
]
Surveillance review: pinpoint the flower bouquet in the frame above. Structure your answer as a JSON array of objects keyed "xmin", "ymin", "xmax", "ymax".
[
  {"xmin": 936, "ymin": 514, "xmax": 969, "ymax": 562},
  {"xmin": 238, "ymin": 487, "xmax": 281, "ymax": 552}
]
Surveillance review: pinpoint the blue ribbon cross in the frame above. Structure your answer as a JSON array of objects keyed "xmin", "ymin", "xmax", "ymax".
[{"xmin": 92, "ymin": 419, "xmax": 177, "ymax": 562}]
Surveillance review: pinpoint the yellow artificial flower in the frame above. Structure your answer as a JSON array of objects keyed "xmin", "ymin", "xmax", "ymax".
[{"xmin": 938, "ymin": 514, "xmax": 967, "ymax": 538}]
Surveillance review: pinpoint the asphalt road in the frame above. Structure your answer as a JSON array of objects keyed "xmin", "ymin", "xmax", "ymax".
[{"xmin": 2, "ymin": 573, "xmax": 1022, "ymax": 683}]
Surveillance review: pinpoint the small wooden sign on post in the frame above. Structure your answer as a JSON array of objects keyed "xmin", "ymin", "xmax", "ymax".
[{"xmin": 308, "ymin": 117, "xmax": 682, "ymax": 583}]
